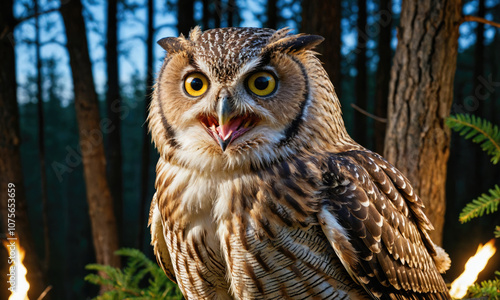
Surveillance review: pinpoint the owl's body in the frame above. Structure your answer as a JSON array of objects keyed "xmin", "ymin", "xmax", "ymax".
[{"xmin": 149, "ymin": 27, "xmax": 451, "ymax": 299}]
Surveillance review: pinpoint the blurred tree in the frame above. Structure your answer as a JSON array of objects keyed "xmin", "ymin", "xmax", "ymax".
[
  {"xmin": 34, "ymin": 0, "xmax": 51, "ymax": 274},
  {"xmin": 267, "ymin": 0, "xmax": 277, "ymax": 28},
  {"xmin": 106, "ymin": 0, "xmax": 123, "ymax": 246},
  {"xmin": 384, "ymin": 0, "xmax": 462, "ymax": 245},
  {"xmin": 60, "ymin": 0, "xmax": 120, "ymax": 272},
  {"xmin": 138, "ymin": 0, "xmax": 155, "ymax": 250},
  {"xmin": 300, "ymin": 0, "xmax": 341, "ymax": 95},
  {"xmin": 374, "ymin": 0, "xmax": 392, "ymax": 154},
  {"xmin": 354, "ymin": 0, "xmax": 368, "ymax": 147},
  {"xmin": 178, "ymin": 0, "xmax": 194, "ymax": 35},
  {"xmin": 0, "ymin": 0, "xmax": 47, "ymax": 298}
]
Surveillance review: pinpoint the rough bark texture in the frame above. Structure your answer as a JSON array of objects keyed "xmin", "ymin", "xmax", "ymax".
[
  {"xmin": 374, "ymin": 0, "xmax": 392, "ymax": 154},
  {"xmin": 60, "ymin": 0, "xmax": 120, "ymax": 268},
  {"xmin": 106, "ymin": 0, "xmax": 123, "ymax": 245},
  {"xmin": 384, "ymin": 0, "xmax": 462, "ymax": 245},
  {"xmin": 301, "ymin": 0, "xmax": 341, "ymax": 95},
  {"xmin": 354, "ymin": 0, "xmax": 368, "ymax": 147},
  {"xmin": 177, "ymin": 0, "xmax": 194, "ymax": 36},
  {"xmin": 0, "ymin": 1, "xmax": 47, "ymax": 298}
]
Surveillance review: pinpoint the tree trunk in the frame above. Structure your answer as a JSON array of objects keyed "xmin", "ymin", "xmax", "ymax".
[
  {"xmin": 354, "ymin": 0, "xmax": 368, "ymax": 147},
  {"xmin": 384, "ymin": 0, "xmax": 462, "ymax": 245},
  {"xmin": 300, "ymin": 0, "xmax": 341, "ymax": 95},
  {"xmin": 214, "ymin": 0, "xmax": 221, "ymax": 28},
  {"xmin": 177, "ymin": 0, "xmax": 194, "ymax": 36},
  {"xmin": 374, "ymin": 0, "xmax": 392, "ymax": 154},
  {"xmin": 60, "ymin": 0, "xmax": 120, "ymax": 268},
  {"xmin": 34, "ymin": 0, "xmax": 51, "ymax": 274},
  {"xmin": 138, "ymin": 0, "xmax": 155, "ymax": 250},
  {"xmin": 106, "ymin": 0, "xmax": 123, "ymax": 246},
  {"xmin": 202, "ymin": 0, "xmax": 210, "ymax": 29},
  {"xmin": 0, "ymin": 1, "xmax": 47, "ymax": 298},
  {"xmin": 266, "ymin": 0, "xmax": 277, "ymax": 29}
]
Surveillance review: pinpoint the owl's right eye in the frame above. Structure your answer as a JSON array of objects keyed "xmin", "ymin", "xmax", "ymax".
[{"xmin": 184, "ymin": 73, "xmax": 209, "ymax": 97}]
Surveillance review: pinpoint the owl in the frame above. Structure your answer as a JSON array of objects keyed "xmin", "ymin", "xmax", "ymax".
[{"xmin": 148, "ymin": 27, "xmax": 451, "ymax": 300}]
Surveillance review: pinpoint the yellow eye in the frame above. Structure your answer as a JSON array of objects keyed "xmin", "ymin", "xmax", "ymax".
[
  {"xmin": 247, "ymin": 71, "xmax": 277, "ymax": 97},
  {"xmin": 184, "ymin": 73, "xmax": 208, "ymax": 97}
]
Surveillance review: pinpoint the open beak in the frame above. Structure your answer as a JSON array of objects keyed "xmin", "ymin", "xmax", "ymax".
[{"xmin": 199, "ymin": 97, "xmax": 259, "ymax": 151}]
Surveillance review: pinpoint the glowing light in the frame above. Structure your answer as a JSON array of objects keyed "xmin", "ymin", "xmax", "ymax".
[
  {"xmin": 449, "ymin": 239, "xmax": 496, "ymax": 299},
  {"xmin": 3, "ymin": 239, "xmax": 30, "ymax": 300}
]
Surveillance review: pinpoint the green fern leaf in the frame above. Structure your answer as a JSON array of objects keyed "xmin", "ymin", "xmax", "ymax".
[
  {"xmin": 446, "ymin": 114, "xmax": 500, "ymax": 164},
  {"xmin": 495, "ymin": 226, "xmax": 500, "ymax": 238},
  {"xmin": 459, "ymin": 185, "xmax": 500, "ymax": 223}
]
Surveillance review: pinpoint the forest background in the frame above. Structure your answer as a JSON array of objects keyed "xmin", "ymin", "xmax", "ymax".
[{"xmin": 0, "ymin": 0, "xmax": 499, "ymax": 299}]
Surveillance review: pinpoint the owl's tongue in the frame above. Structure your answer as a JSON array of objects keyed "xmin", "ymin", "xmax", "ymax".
[{"xmin": 214, "ymin": 117, "xmax": 244, "ymax": 141}]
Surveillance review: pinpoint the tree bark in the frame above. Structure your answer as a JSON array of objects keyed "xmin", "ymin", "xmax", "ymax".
[
  {"xmin": 354, "ymin": 0, "xmax": 368, "ymax": 147},
  {"xmin": 300, "ymin": 0, "xmax": 341, "ymax": 95},
  {"xmin": 106, "ymin": 0, "xmax": 123, "ymax": 246},
  {"xmin": 384, "ymin": 0, "xmax": 462, "ymax": 245},
  {"xmin": 374, "ymin": 0, "xmax": 392, "ymax": 154},
  {"xmin": 177, "ymin": 0, "xmax": 194, "ymax": 36},
  {"xmin": 0, "ymin": 1, "xmax": 47, "ymax": 298},
  {"xmin": 60, "ymin": 0, "xmax": 120, "ymax": 268}
]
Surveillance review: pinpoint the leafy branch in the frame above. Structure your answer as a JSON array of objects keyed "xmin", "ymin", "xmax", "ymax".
[{"xmin": 446, "ymin": 114, "xmax": 500, "ymax": 165}]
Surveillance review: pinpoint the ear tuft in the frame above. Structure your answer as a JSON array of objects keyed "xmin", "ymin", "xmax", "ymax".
[
  {"xmin": 263, "ymin": 34, "xmax": 324, "ymax": 54},
  {"xmin": 157, "ymin": 37, "xmax": 188, "ymax": 54}
]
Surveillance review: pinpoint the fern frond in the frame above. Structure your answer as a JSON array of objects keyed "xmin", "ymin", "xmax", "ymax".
[
  {"xmin": 495, "ymin": 226, "xmax": 500, "ymax": 238},
  {"xmin": 466, "ymin": 278, "xmax": 500, "ymax": 298},
  {"xmin": 459, "ymin": 185, "xmax": 500, "ymax": 223},
  {"xmin": 85, "ymin": 248, "xmax": 182, "ymax": 299},
  {"xmin": 446, "ymin": 114, "xmax": 500, "ymax": 164}
]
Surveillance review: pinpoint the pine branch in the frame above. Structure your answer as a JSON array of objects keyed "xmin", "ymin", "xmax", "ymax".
[
  {"xmin": 446, "ymin": 114, "xmax": 500, "ymax": 164},
  {"xmin": 459, "ymin": 185, "xmax": 500, "ymax": 223}
]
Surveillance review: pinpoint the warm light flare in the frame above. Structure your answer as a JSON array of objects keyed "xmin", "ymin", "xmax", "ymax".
[
  {"xmin": 449, "ymin": 239, "xmax": 497, "ymax": 299},
  {"xmin": 3, "ymin": 239, "xmax": 30, "ymax": 300}
]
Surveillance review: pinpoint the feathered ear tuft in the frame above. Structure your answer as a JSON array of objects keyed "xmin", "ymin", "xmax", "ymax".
[
  {"xmin": 157, "ymin": 37, "xmax": 186, "ymax": 53},
  {"xmin": 263, "ymin": 33, "xmax": 324, "ymax": 54}
]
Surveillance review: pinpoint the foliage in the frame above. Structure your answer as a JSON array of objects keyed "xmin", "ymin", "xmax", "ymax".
[
  {"xmin": 448, "ymin": 114, "xmax": 500, "ymax": 299},
  {"xmin": 446, "ymin": 114, "xmax": 500, "ymax": 165},
  {"xmin": 465, "ymin": 271, "xmax": 500, "ymax": 299},
  {"xmin": 85, "ymin": 248, "xmax": 183, "ymax": 300},
  {"xmin": 459, "ymin": 185, "xmax": 500, "ymax": 223}
]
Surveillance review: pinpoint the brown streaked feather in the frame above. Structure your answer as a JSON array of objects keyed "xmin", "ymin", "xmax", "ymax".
[{"xmin": 319, "ymin": 150, "xmax": 451, "ymax": 299}]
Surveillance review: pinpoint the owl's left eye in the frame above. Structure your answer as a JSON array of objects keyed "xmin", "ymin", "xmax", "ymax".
[
  {"xmin": 184, "ymin": 73, "xmax": 209, "ymax": 97},
  {"xmin": 246, "ymin": 71, "xmax": 277, "ymax": 97}
]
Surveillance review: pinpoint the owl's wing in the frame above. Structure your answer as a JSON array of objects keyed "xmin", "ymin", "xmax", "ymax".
[
  {"xmin": 318, "ymin": 150, "xmax": 450, "ymax": 299},
  {"xmin": 149, "ymin": 193, "xmax": 177, "ymax": 283}
]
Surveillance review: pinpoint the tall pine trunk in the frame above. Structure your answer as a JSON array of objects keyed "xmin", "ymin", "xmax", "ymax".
[
  {"xmin": 267, "ymin": 0, "xmax": 277, "ymax": 29},
  {"xmin": 300, "ymin": 0, "xmax": 341, "ymax": 95},
  {"xmin": 60, "ymin": 0, "xmax": 120, "ymax": 268},
  {"xmin": 374, "ymin": 0, "xmax": 392, "ymax": 154},
  {"xmin": 177, "ymin": 0, "xmax": 194, "ymax": 36},
  {"xmin": 354, "ymin": 0, "xmax": 368, "ymax": 147},
  {"xmin": 106, "ymin": 0, "xmax": 123, "ymax": 246},
  {"xmin": 0, "ymin": 1, "xmax": 47, "ymax": 298},
  {"xmin": 138, "ymin": 0, "xmax": 155, "ymax": 250},
  {"xmin": 384, "ymin": 0, "xmax": 462, "ymax": 245}
]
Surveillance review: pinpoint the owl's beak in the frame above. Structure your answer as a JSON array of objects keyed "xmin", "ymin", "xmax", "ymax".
[{"xmin": 198, "ymin": 97, "xmax": 258, "ymax": 152}]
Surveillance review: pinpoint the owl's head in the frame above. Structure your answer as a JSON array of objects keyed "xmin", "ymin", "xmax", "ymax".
[{"xmin": 149, "ymin": 27, "xmax": 352, "ymax": 173}]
